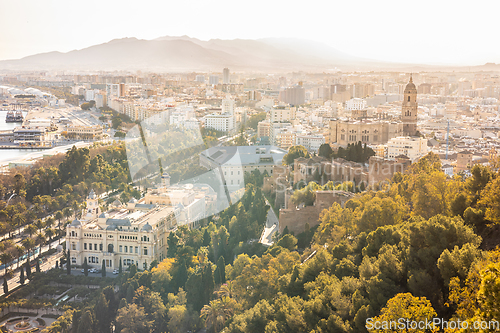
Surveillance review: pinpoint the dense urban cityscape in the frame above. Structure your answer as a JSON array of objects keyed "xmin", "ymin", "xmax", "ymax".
[{"xmin": 1, "ymin": 1, "xmax": 500, "ymax": 332}]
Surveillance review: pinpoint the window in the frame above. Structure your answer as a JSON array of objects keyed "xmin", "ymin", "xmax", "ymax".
[
  {"xmin": 84, "ymin": 243, "xmax": 87, "ymax": 250},
  {"xmin": 72, "ymin": 243, "xmax": 76, "ymax": 250},
  {"xmin": 135, "ymin": 246, "xmax": 138, "ymax": 254},
  {"xmin": 99, "ymin": 244, "xmax": 103, "ymax": 251},
  {"xmin": 119, "ymin": 245, "xmax": 123, "ymax": 252},
  {"xmin": 144, "ymin": 247, "xmax": 148, "ymax": 255},
  {"xmin": 125, "ymin": 246, "xmax": 128, "ymax": 253},
  {"xmin": 72, "ymin": 257, "xmax": 76, "ymax": 264}
]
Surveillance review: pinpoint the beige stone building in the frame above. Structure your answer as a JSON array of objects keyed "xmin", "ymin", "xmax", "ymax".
[
  {"xmin": 67, "ymin": 190, "xmax": 178, "ymax": 272},
  {"xmin": 66, "ymin": 125, "xmax": 104, "ymax": 140},
  {"xmin": 270, "ymin": 105, "xmax": 296, "ymax": 122},
  {"xmin": 456, "ymin": 150, "xmax": 473, "ymax": 172},
  {"xmin": 402, "ymin": 75, "xmax": 418, "ymax": 136},
  {"xmin": 257, "ymin": 120, "xmax": 270, "ymax": 138},
  {"xmin": 329, "ymin": 119, "xmax": 403, "ymax": 146},
  {"xmin": 279, "ymin": 191, "xmax": 354, "ymax": 235}
]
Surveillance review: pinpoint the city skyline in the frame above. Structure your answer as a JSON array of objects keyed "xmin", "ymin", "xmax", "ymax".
[{"xmin": 1, "ymin": 0, "xmax": 499, "ymax": 65}]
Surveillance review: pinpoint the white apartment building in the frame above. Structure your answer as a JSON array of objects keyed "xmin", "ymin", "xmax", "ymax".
[
  {"xmin": 296, "ymin": 133, "xmax": 325, "ymax": 152},
  {"xmin": 95, "ymin": 93, "xmax": 105, "ymax": 108},
  {"xmin": 205, "ymin": 100, "xmax": 235, "ymax": 133},
  {"xmin": 205, "ymin": 113, "xmax": 235, "ymax": 133},
  {"xmin": 270, "ymin": 105, "xmax": 296, "ymax": 122},
  {"xmin": 209, "ymin": 75, "xmax": 219, "ymax": 85},
  {"xmin": 223, "ymin": 68, "xmax": 230, "ymax": 84},
  {"xmin": 221, "ymin": 99, "xmax": 235, "ymax": 115},
  {"xmin": 387, "ymin": 136, "xmax": 428, "ymax": 161},
  {"xmin": 344, "ymin": 98, "xmax": 367, "ymax": 111},
  {"xmin": 275, "ymin": 130, "xmax": 296, "ymax": 150},
  {"xmin": 269, "ymin": 122, "xmax": 292, "ymax": 146}
]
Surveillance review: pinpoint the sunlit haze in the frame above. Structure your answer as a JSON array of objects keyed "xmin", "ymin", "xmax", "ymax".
[{"xmin": 1, "ymin": 0, "xmax": 499, "ymax": 65}]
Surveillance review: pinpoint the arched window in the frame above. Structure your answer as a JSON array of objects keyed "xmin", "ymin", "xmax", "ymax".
[
  {"xmin": 108, "ymin": 244, "xmax": 114, "ymax": 253},
  {"xmin": 408, "ymin": 96, "xmax": 411, "ymax": 102}
]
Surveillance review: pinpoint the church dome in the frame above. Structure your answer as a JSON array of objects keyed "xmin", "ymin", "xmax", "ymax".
[
  {"xmin": 404, "ymin": 75, "xmax": 416, "ymax": 92},
  {"xmin": 70, "ymin": 219, "xmax": 81, "ymax": 227},
  {"xmin": 141, "ymin": 222, "xmax": 153, "ymax": 231}
]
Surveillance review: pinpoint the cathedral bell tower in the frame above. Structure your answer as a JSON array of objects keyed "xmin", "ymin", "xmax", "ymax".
[{"xmin": 402, "ymin": 74, "xmax": 418, "ymax": 136}]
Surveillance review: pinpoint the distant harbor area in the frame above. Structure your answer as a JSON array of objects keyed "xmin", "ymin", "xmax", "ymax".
[{"xmin": 0, "ymin": 86, "xmax": 112, "ymax": 168}]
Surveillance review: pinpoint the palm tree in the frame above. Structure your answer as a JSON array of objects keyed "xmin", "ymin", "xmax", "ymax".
[
  {"xmin": 62, "ymin": 207, "xmax": 72, "ymax": 222},
  {"xmin": 62, "ymin": 207, "xmax": 74, "ymax": 244},
  {"xmin": 218, "ymin": 296, "xmax": 236, "ymax": 323},
  {"xmin": 34, "ymin": 219, "xmax": 45, "ymax": 234},
  {"xmin": 216, "ymin": 280, "xmax": 235, "ymax": 299},
  {"xmin": 71, "ymin": 201, "xmax": 80, "ymax": 219},
  {"xmin": 45, "ymin": 228, "xmax": 55, "ymax": 249},
  {"xmin": 25, "ymin": 224, "xmax": 36, "ymax": 238},
  {"xmin": 0, "ymin": 252, "xmax": 12, "ymax": 277},
  {"xmin": 45, "ymin": 217, "xmax": 55, "ymax": 229},
  {"xmin": 12, "ymin": 214, "xmax": 26, "ymax": 236},
  {"xmin": 13, "ymin": 245, "xmax": 24, "ymax": 269},
  {"xmin": 54, "ymin": 211, "xmax": 63, "ymax": 244},
  {"xmin": 200, "ymin": 299, "xmax": 223, "ymax": 333},
  {"xmin": 22, "ymin": 238, "xmax": 35, "ymax": 267},
  {"xmin": 35, "ymin": 232, "xmax": 46, "ymax": 259}
]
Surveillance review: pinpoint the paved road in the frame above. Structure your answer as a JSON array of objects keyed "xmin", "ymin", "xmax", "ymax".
[
  {"xmin": 260, "ymin": 200, "xmax": 279, "ymax": 246},
  {"xmin": 0, "ymin": 238, "xmax": 64, "ymax": 297},
  {"xmin": 69, "ymin": 268, "xmax": 120, "ymax": 278}
]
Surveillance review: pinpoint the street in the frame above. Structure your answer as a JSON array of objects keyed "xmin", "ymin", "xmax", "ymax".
[{"xmin": 0, "ymin": 237, "xmax": 64, "ymax": 297}]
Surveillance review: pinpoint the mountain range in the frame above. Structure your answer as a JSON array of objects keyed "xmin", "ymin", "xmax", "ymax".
[{"xmin": 0, "ymin": 36, "xmax": 499, "ymax": 72}]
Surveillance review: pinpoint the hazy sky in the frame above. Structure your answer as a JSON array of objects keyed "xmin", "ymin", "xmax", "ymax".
[{"xmin": 1, "ymin": 0, "xmax": 499, "ymax": 65}]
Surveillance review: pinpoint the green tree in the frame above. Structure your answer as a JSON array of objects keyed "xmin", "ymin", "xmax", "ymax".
[
  {"xmin": 368, "ymin": 293, "xmax": 438, "ymax": 332},
  {"xmin": 318, "ymin": 143, "xmax": 333, "ymax": 159},
  {"xmin": 276, "ymin": 234, "xmax": 298, "ymax": 251},
  {"xmin": 13, "ymin": 173, "xmax": 27, "ymax": 197},
  {"xmin": 20, "ymin": 265, "xmax": 25, "ymax": 285},
  {"xmin": 83, "ymin": 257, "xmax": 88, "ymax": 276},
  {"xmin": 214, "ymin": 256, "xmax": 226, "ymax": 285},
  {"xmin": 116, "ymin": 304, "xmax": 153, "ymax": 333},
  {"xmin": 282, "ymin": 146, "xmax": 310, "ymax": 166},
  {"xmin": 247, "ymin": 112, "xmax": 267, "ymax": 130},
  {"xmin": 67, "ymin": 249, "xmax": 71, "ymax": 275},
  {"xmin": 25, "ymin": 260, "xmax": 31, "ymax": 279},
  {"xmin": 478, "ymin": 176, "xmax": 500, "ymax": 225},
  {"xmin": 3, "ymin": 278, "xmax": 8, "ymax": 295},
  {"xmin": 202, "ymin": 264, "xmax": 215, "ymax": 306},
  {"xmin": 77, "ymin": 309, "xmax": 94, "ymax": 333},
  {"xmin": 95, "ymin": 292, "xmax": 111, "ymax": 333},
  {"xmin": 102, "ymin": 260, "xmax": 106, "ymax": 277},
  {"xmin": 129, "ymin": 264, "xmax": 137, "ymax": 278}
]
